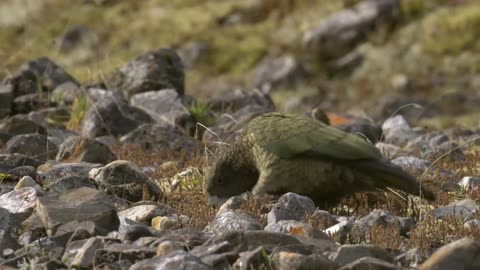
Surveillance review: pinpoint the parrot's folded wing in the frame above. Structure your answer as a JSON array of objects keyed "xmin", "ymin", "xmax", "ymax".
[{"xmin": 244, "ymin": 113, "xmax": 383, "ymax": 160}]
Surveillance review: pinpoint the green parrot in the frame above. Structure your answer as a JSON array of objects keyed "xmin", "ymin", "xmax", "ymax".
[{"xmin": 203, "ymin": 112, "xmax": 435, "ymax": 207}]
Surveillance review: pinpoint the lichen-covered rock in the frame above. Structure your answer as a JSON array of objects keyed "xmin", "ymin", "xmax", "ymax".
[
  {"xmin": 130, "ymin": 89, "xmax": 194, "ymax": 131},
  {"xmin": 204, "ymin": 209, "xmax": 263, "ymax": 233},
  {"xmin": 120, "ymin": 123, "xmax": 195, "ymax": 153},
  {"xmin": 130, "ymin": 250, "xmax": 211, "ymax": 270},
  {"xmin": 0, "ymin": 115, "xmax": 47, "ymax": 136},
  {"xmin": 117, "ymin": 203, "xmax": 175, "ymax": 224},
  {"xmin": 109, "ymin": 48, "xmax": 185, "ymax": 98},
  {"xmin": 5, "ymin": 133, "xmax": 58, "ymax": 161},
  {"xmin": 2, "ymin": 57, "xmax": 78, "ymax": 98},
  {"xmin": 267, "ymin": 193, "xmax": 315, "ymax": 224},
  {"xmin": 56, "ymin": 136, "xmax": 116, "ymax": 164},
  {"xmin": 81, "ymin": 93, "xmax": 153, "ymax": 138},
  {"xmin": 89, "ymin": 160, "xmax": 163, "ymax": 202}
]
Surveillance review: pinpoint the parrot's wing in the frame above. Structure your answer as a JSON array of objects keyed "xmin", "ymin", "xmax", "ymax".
[{"xmin": 244, "ymin": 113, "xmax": 383, "ymax": 160}]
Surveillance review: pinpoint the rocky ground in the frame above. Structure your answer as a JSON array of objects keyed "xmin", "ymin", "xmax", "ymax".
[{"xmin": 1, "ymin": 0, "xmax": 480, "ymax": 269}]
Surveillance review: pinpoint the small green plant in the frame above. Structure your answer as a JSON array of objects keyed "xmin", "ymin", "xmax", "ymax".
[
  {"xmin": 177, "ymin": 167, "xmax": 204, "ymax": 191},
  {"xmin": 67, "ymin": 93, "xmax": 89, "ymax": 130},
  {"xmin": 18, "ymin": 256, "xmax": 39, "ymax": 270},
  {"xmin": 187, "ymin": 102, "xmax": 216, "ymax": 127},
  {"xmin": 401, "ymin": 0, "xmax": 425, "ymax": 19},
  {"xmin": 0, "ymin": 173, "xmax": 14, "ymax": 183}
]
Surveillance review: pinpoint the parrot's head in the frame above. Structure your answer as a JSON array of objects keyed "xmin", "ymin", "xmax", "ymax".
[{"xmin": 203, "ymin": 145, "xmax": 259, "ymax": 207}]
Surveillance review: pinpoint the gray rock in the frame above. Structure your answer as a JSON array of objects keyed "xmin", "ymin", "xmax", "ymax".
[
  {"xmin": 0, "ymin": 187, "xmax": 40, "ymax": 220},
  {"xmin": 351, "ymin": 209, "xmax": 401, "ymax": 241},
  {"xmin": 395, "ymin": 248, "xmax": 425, "ymax": 269},
  {"xmin": 331, "ymin": 244, "xmax": 394, "ymax": 267},
  {"xmin": 87, "ymin": 87, "xmax": 125, "ymax": 102},
  {"xmin": 250, "ymin": 55, "xmax": 308, "ymax": 91},
  {"xmin": 27, "ymin": 106, "xmax": 72, "ymax": 128},
  {"xmin": 62, "ymin": 236, "xmax": 104, "ymax": 269},
  {"xmin": 5, "ymin": 166, "xmax": 37, "ymax": 181},
  {"xmin": 94, "ymin": 242, "xmax": 156, "ymax": 266},
  {"xmin": 303, "ymin": 0, "xmax": 400, "ymax": 59},
  {"xmin": 0, "ymin": 154, "xmax": 43, "ymax": 174},
  {"xmin": 0, "ymin": 115, "xmax": 46, "ymax": 136},
  {"xmin": 5, "ymin": 133, "xmax": 58, "ymax": 161},
  {"xmin": 130, "ymin": 89, "xmax": 194, "ymax": 130},
  {"xmin": 110, "ymin": 48, "xmax": 184, "ymax": 98},
  {"xmin": 232, "ymin": 246, "xmax": 271, "ymax": 270},
  {"xmin": 274, "ymin": 251, "xmax": 337, "ymax": 270},
  {"xmin": 421, "ymin": 141, "xmax": 465, "ymax": 162},
  {"xmin": 51, "ymin": 81, "xmax": 82, "ymax": 105},
  {"xmin": 54, "ymin": 220, "xmax": 98, "ymax": 238},
  {"xmin": 464, "ymin": 219, "xmax": 480, "ymax": 231},
  {"xmin": 341, "ymin": 256, "xmax": 401, "ymax": 270},
  {"xmin": 191, "ymin": 231, "xmax": 320, "ymax": 268},
  {"xmin": 458, "ymin": 176, "xmax": 480, "ymax": 191},
  {"xmin": 48, "ymin": 175, "xmax": 97, "ymax": 193},
  {"xmin": 155, "ymin": 240, "xmax": 184, "ymax": 257},
  {"xmin": 265, "ymin": 220, "xmax": 332, "ymax": 241},
  {"xmin": 35, "ymin": 187, "xmax": 119, "ymax": 236},
  {"xmin": 117, "ymin": 204, "xmax": 175, "ymax": 224},
  {"xmin": 2, "ymin": 57, "xmax": 78, "ymax": 97},
  {"xmin": 382, "ymin": 115, "xmax": 421, "ymax": 147},
  {"xmin": 391, "ymin": 156, "xmax": 432, "ymax": 175},
  {"xmin": 324, "ymin": 220, "xmax": 354, "ymax": 244},
  {"xmin": 204, "ymin": 209, "xmax": 263, "ymax": 233},
  {"xmin": 432, "ymin": 199, "xmax": 479, "ymax": 221},
  {"xmin": 120, "ymin": 123, "xmax": 195, "ymax": 153},
  {"xmin": 152, "ymin": 229, "xmax": 213, "ymax": 250},
  {"xmin": 309, "ymin": 209, "xmax": 339, "ymax": 227},
  {"xmin": 419, "ymin": 238, "xmax": 480, "ymax": 270},
  {"xmin": 0, "ymin": 84, "xmax": 13, "ymax": 117},
  {"xmin": 130, "ymin": 250, "xmax": 211, "ymax": 270},
  {"xmin": 217, "ymin": 195, "xmax": 247, "ymax": 214},
  {"xmin": 14, "ymin": 176, "xmax": 38, "ymax": 190},
  {"xmin": 37, "ymin": 162, "xmax": 103, "ymax": 186},
  {"xmin": 56, "ymin": 136, "xmax": 116, "ymax": 164},
  {"xmin": 407, "ymin": 133, "xmax": 450, "ymax": 151},
  {"xmin": 13, "ymin": 93, "xmax": 53, "ymax": 114},
  {"xmin": 0, "ymin": 208, "xmax": 19, "ymax": 251},
  {"xmin": 89, "ymin": 160, "xmax": 163, "ymax": 202},
  {"xmin": 19, "ymin": 212, "xmax": 46, "ymax": 244},
  {"xmin": 151, "ymin": 215, "xmax": 190, "ymax": 231},
  {"xmin": 81, "ymin": 93, "xmax": 153, "ymax": 138},
  {"xmin": 267, "ymin": 192, "xmax": 315, "ymax": 225},
  {"xmin": 12, "ymin": 232, "xmax": 73, "ymax": 263},
  {"xmin": 120, "ymin": 224, "xmax": 152, "ymax": 242},
  {"xmin": 209, "ymin": 88, "xmax": 274, "ymax": 113}
]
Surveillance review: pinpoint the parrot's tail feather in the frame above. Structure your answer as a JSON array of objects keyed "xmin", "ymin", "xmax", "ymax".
[{"xmin": 351, "ymin": 159, "xmax": 436, "ymax": 201}]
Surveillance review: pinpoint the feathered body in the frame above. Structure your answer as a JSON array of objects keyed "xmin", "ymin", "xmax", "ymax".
[{"xmin": 204, "ymin": 113, "xmax": 435, "ymax": 206}]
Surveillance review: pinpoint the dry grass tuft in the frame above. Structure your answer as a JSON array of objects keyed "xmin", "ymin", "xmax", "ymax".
[{"xmin": 165, "ymin": 191, "xmax": 216, "ymax": 230}]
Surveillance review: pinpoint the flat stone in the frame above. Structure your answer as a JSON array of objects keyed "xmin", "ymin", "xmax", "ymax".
[
  {"xmin": 35, "ymin": 187, "xmax": 119, "ymax": 236},
  {"xmin": 420, "ymin": 238, "xmax": 480, "ymax": 270}
]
